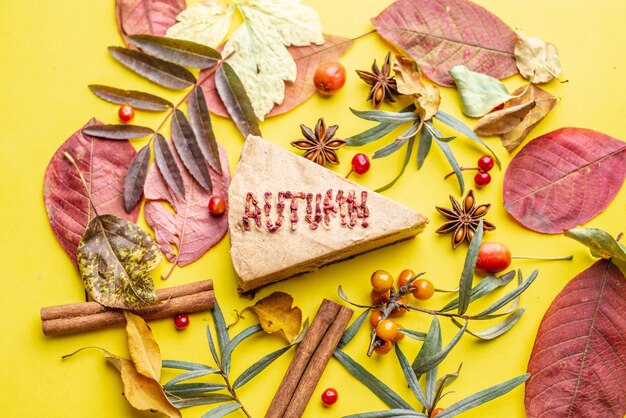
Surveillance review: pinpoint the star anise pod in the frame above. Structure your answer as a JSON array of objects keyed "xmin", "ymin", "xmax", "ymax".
[
  {"xmin": 436, "ymin": 190, "xmax": 495, "ymax": 248},
  {"xmin": 291, "ymin": 118, "xmax": 346, "ymax": 166},
  {"xmin": 356, "ymin": 52, "xmax": 400, "ymax": 109}
]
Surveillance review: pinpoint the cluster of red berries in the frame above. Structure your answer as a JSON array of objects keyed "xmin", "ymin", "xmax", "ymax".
[{"xmin": 473, "ymin": 155, "xmax": 495, "ymax": 188}]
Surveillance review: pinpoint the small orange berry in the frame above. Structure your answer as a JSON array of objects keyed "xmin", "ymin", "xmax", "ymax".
[
  {"xmin": 397, "ymin": 269, "xmax": 415, "ymax": 288},
  {"xmin": 431, "ymin": 408, "xmax": 445, "ymax": 417},
  {"xmin": 389, "ymin": 296, "xmax": 408, "ymax": 317},
  {"xmin": 370, "ymin": 270, "xmax": 394, "ymax": 293},
  {"xmin": 413, "ymin": 279, "xmax": 435, "ymax": 300},
  {"xmin": 370, "ymin": 289, "xmax": 390, "ymax": 305},
  {"xmin": 374, "ymin": 339, "xmax": 392, "ymax": 354},
  {"xmin": 376, "ymin": 319, "xmax": 400, "ymax": 341},
  {"xmin": 369, "ymin": 310, "xmax": 384, "ymax": 328}
]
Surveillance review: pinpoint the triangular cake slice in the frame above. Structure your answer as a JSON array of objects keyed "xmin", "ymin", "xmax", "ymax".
[{"xmin": 229, "ymin": 136, "xmax": 428, "ymax": 292}]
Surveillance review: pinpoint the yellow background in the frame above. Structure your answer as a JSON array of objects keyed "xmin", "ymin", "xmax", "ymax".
[{"xmin": 1, "ymin": 0, "xmax": 625, "ymax": 417}]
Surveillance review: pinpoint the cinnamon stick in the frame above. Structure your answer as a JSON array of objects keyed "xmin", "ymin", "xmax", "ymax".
[
  {"xmin": 265, "ymin": 299, "xmax": 353, "ymax": 418},
  {"xmin": 40, "ymin": 280, "xmax": 214, "ymax": 336}
]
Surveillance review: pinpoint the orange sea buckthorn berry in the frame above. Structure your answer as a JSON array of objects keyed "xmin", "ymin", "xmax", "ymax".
[
  {"xmin": 412, "ymin": 279, "xmax": 435, "ymax": 300},
  {"xmin": 370, "ymin": 270, "xmax": 394, "ymax": 293},
  {"xmin": 369, "ymin": 310, "xmax": 384, "ymax": 328},
  {"xmin": 370, "ymin": 289, "xmax": 390, "ymax": 305},
  {"xmin": 376, "ymin": 319, "xmax": 400, "ymax": 342},
  {"xmin": 389, "ymin": 296, "xmax": 408, "ymax": 318},
  {"xmin": 397, "ymin": 269, "xmax": 416, "ymax": 288},
  {"xmin": 374, "ymin": 338, "xmax": 392, "ymax": 355}
]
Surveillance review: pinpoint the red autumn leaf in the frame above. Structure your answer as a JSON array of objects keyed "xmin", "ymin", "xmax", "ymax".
[
  {"xmin": 43, "ymin": 119, "xmax": 140, "ymax": 265},
  {"xmin": 503, "ymin": 128, "xmax": 626, "ymax": 234},
  {"xmin": 143, "ymin": 138, "xmax": 230, "ymax": 278},
  {"xmin": 371, "ymin": 0, "xmax": 518, "ymax": 87},
  {"xmin": 116, "ymin": 0, "xmax": 186, "ymax": 46},
  {"xmin": 200, "ymin": 35, "xmax": 354, "ymax": 118},
  {"xmin": 525, "ymin": 260, "xmax": 626, "ymax": 417}
]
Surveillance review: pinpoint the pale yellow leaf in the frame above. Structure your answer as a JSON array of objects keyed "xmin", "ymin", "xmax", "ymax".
[
  {"xmin": 393, "ymin": 56, "xmax": 440, "ymax": 120},
  {"xmin": 124, "ymin": 311, "xmax": 161, "ymax": 381},
  {"xmin": 249, "ymin": 292, "xmax": 302, "ymax": 343},
  {"xmin": 166, "ymin": 1, "xmax": 234, "ymax": 48},
  {"xmin": 473, "ymin": 101, "xmax": 536, "ymax": 136},
  {"xmin": 515, "ymin": 30, "xmax": 562, "ymax": 84}
]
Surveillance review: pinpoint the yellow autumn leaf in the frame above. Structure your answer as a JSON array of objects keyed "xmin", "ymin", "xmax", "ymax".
[
  {"xmin": 249, "ymin": 292, "xmax": 302, "ymax": 343},
  {"xmin": 514, "ymin": 30, "xmax": 562, "ymax": 84},
  {"xmin": 106, "ymin": 353, "xmax": 182, "ymax": 418},
  {"xmin": 124, "ymin": 311, "xmax": 161, "ymax": 381},
  {"xmin": 393, "ymin": 55, "xmax": 440, "ymax": 121}
]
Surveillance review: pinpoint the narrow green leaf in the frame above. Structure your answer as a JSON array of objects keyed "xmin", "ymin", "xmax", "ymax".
[
  {"xmin": 344, "ymin": 410, "xmax": 427, "ymax": 418},
  {"xmin": 215, "ymin": 62, "xmax": 261, "ymax": 138},
  {"xmin": 162, "ymin": 360, "xmax": 213, "ymax": 371},
  {"xmin": 417, "ymin": 124, "xmax": 432, "ymax": 169},
  {"xmin": 448, "ymin": 65, "xmax": 511, "ymax": 118},
  {"xmin": 163, "ymin": 369, "xmax": 220, "ymax": 387},
  {"xmin": 373, "ymin": 138, "xmax": 408, "ymax": 159},
  {"xmin": 188, "ymin": 86, "xmax": 222, "ymax": 174},
  {"xmin": 88, "ymin": 85, "xmax": 173, "ymax": 111},
  {"xmin": 171, "ymin": 109, "xmax": 213, "ymax": 192},
  {"xmin": 475, "ymin": 270, "xmax": 538, "ymax": 317},
  {"xmin": 426, "ymin": 365, "xmax": 437, "ymax": 411},
  {"xmin": 564, "ymin": 227, "xmax": 626, "ymax": 262},
  {"xmin": 351, "ymin": 108, "xmax": 419, "ymax": 124},
  {"xmin": 164, "ymin": 382, "xmax": 227, "ymax": 394},
  {"xmin": 222, "ymin": 324, "xmax": 263, "ymax": 375},
  {"xmin": 338, "ymin": 308, "xmax": 370, "ymax": 349},
  {"xmin": 440, "ymin": 270, "xmax": 516, "ymax": 313},
  {"xmin": 334, "ymin": 349, "xmax": 412, "ymax": 410},
  {"xmin": 108, "ymin": 46, "xmax": 196, "ymax": 90},
  {"xmin": 128, "ymin": 34, "xmax": 220, "ymax": 69},
  {"xmin": 398, "ymin": 329, "xmax": 427, "ymax": 341},
  {"xmin": 212, "ymin": 299, "xmax": 230, "ymax": 367},
  {"xmin": 206, "ymin": 324, "xmax": 220, "ymax": 367},
  {"xmin": 434, "ymin": 363, "xmax": 462, "ymax": 404},
  {"xmin": 375, "ymin": 136, "xmax": 416, "ymax": 192},
  {"xmin": 434, "ymin": 110, "xmax": 501, "ymax": 168},
  {"xmin": 233, "ymin": 344, "xmax": 293, "ymax": 389},
  {"xmin": 169, "ymin": 394, "xmax": 233, "ymax": 409},
  {"xmin": 153, "ymin": 133, "xmax": 185, "ymax": 199},
  {"xmin": 434, "ymin": 136, "xmax": 464, "ymax": 195},
  {"xmin": 395, "ymin": 344, "xmax": 429, "ymax": 408},
  {"xmin": 458, "ymin": 221, "xmax": 484, "ymax": 315},
  {"xmin": 435, "ymin": 374, "xmax": 529, "ymax": 418},
  {"xmin": 425, "ymin": 319, "xmax": 443, "ymax": 408},
  {"xmin": 123, "ymin": 144, "xmax": 150, "ymax": 212},
  {"xmin": 346, "ymin": 122, "xmax": 400, "ymax": 146},
  {"xmin": 82, "ymin": 124, "xmax": 154, "ymax": 140},
  {"xmin": 413, "ymin": 322, "xmax": 467, "ymax": 376},
  {"xmin": 338, "ymin": 285, "xmax": 373, "ymax": 309},
  {"xmin": 454, "ymin": 308, "xmax": 526, "ymax": 340},
  {"xmin": 200, "ymin": 402, "xmax": 242, "ymax": 417}
]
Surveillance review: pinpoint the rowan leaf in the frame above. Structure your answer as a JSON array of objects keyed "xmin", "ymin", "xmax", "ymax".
[
  {"xmin": 188, "ymin": 86, "xmax": 222, "ymax": 174},
  {"xmin": 77, "ymin": 214, "xmax": 161, "ymax": 309},
  {"xmin": 115, "ymin": 0, "xmax": 185, "ymax": 46},
  {"xmin": 449, "ymin": 65, "xmax": 511, "ymax": 117},
  {"xmin": 124, "ymin": 144, "xmax": 151, "ymax": 212},
  {"xmin": 128, "ymin": 34, "xmax": 220, "ymax": 69},
  {"xmin": 88, "ymin": 85, "xmax": 173, "ymax": 111},
  {"xmin": 515, "ymin": 30, "xmax": 562, "ymax": 83},
  {"xmin": 214, "ymin": 62, "xmax": 261, "ymax": 138},
  {"xmin": 171, "ymin": 109, "xmax": 213, "ymax": 192},
  {"xmin": 124, "ymin": 311, "xmax": 162, "ymax": 381},
  {"xmin": 166, "ymin": 1, "xmax": 234, "ymax": 48},
  {"xmin": 153, "ymin": 133, "xmax": 186, "ymax": 199},
  {"xmin": 248, "ymin": 292, "xmax": 302, "ymax": 343},
  {"xmin": 82, "ymin": 124, "xmax": 154, "ymax": 140}
]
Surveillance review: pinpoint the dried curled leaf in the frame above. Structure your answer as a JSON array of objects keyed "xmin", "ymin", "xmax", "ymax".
[
  {"xmin": 124, "ymin": 311, "xmax": 162, "ymax": 381},
  {"xmin": 248, "ymin": 292, "xmax": 302, "ymax": 343},
  {"xmin": 77, "ymin": 214, "xmax": 161, "ymax": 309},
  {"xmin": 564, "ymin": 228, "xmax": 626, "ymax": 262},
  {"xmin": 394, "ymin": 56, "xmax": 440, "ymax": 121},
  {"xmin": 515, "ymin": 30, "xmax": 562, "ymax": 83},
  {"xmin": 449, "ymin": 65, "xmax": 511, "ymax": 117}
]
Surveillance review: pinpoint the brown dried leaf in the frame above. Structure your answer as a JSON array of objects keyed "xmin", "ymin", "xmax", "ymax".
[
  {"xmin": 124, "ymin": 311, "xmax": 161, "ymax": 381},
  {"xmin": 474, "ymin": 84, "xmax": 556, "ymax": 152},
  {"xmin": 393, "ymin": 56, "xmax": 440, "ymax": 121},
  {"xmin": 515, "ymin": 30, "xmax": 562, "ymax": 83},
  {"xmin": 106, "ymin": 354, "xmax": 181, "ymax": 418},
  {"xmin": 249, "ymin": 292, "xmax": 302, "ymax": 343}
]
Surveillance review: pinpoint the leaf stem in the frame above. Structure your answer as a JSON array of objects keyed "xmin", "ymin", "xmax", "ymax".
[
  {"xmin": 511, "ymin": 255, "xmax": 573, "ymax": 261},
  {"xmin": 444, "ymin": 167, "xmax": 479, "ymax": 179},
  {"xmin": 220, "ymin": 371, "xmax": 252, "ymax": 418}
]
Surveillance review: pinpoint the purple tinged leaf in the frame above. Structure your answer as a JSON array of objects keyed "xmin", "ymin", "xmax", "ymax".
[
  {"xmin": 153, "ymin": 133, "xmax": 185, "ymax": 199},
  {"xmin": 88, "ymin": 85, "xmax": 173, "ymax": 111},
  {"xmin": 128, "ymin": 34, "xmax": 220, "ymax": 69},
  {"xmin": 108, "ymin": 46, "xmax": 196, "ymax": 90},
  {"xmin": 215, "ymin": 62, "xmax": 261, "ymax": 138},
  {"xmin": 116, "ymin": 0, "xmax": 186, "ymax": 46},
  {"xmin": 82, "ymin": 124, "xmax": 154, "ymax": 140},
  {"xmin": 171, "ymin": 109, "xmax": 213, "ymax": 192},
  {"xmin": 124, "ymin": 144, "xmax": 151, "ymax": 212},
  {"xmin": 188, "ymin": 86, "xmax": 221, "ymax": 174}
]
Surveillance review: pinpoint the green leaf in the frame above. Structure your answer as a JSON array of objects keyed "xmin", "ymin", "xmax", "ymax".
[
  {"xmin": 108, "ymin": 46, "xmax": 196, "ymax": 90},
  {"xmin": 413, "ymin": 321, "xmax": 467, "ymax": 377},
  {"xmin": 206, "ymin": 325, "xmax": 220, "ymax": 367},
  {"xmin": 375, "ymin": 136, "xmax": 416, "ymax": 192},
  {"xmin": 395, "ymin": 344, "xmax": 428, "ymax": 408},
  {"xmin": 433, "ymin": 136, "xmax": 464, "ymax": 195},
  {"xmin": 435, "ymin": 374, "xmax": 529, "ymax": 418},
  {"xmin": 123, "ymin": 144, "xmax": 151, "ymax": 212},
  {"xmin": 417, "ymin": 124, "xmax": 432, "ymax": 169},
  {"xmin": 434, "ymin": 363, "xmax": 462, "ymax": 404},
  {"xmin": 338, "ymin": 309, "xmax": 370, "ymax": 349},
  {"xmin": 88, "ymin": 85, "xmax": 173, "ymax": 111},
  {"xmin": 77, "ymin": 214, "xmax": 160, "ymax": 309},
  {"xmin": 424, "ymin": 319, "xmax": 443, "ymax": 408},
  {"xmin": 411, "ymin": 317, "xmax": 442, "ymax": 374},
  {"xmin": 163, "ymin": 369, "xmax": 220, "ymax": 387},
  {"xmin": 458, "ymin": 221, "xmax": 484, "ymax": 315},
  {"xmin": 233, "ymin": 343, "xmax": 293, "ymax": 389},
  {"xmin": 128, "ymin": 34, "xmax": 220, "ymax": 69},
  {"xmin": 338, "ymin": 285, "xmax": 373, "ymax": 309},
  {"xmin": 454, "ymin": 308, "xmax": 526, "ymax": 340},
  {"xmin": 398, "ymin": 329, "xmax": 427, "ymax": 341},
  {"xmin": 475, "ymin": 270, "xmax": 538, "ymax": 317},
  {"xmin": 188, "ymin": 86, "xmax": 222, "ymax": 174},
  {"xmin": 215, "ymin": 62, "xmax": 261, "ymax": 139},
  {"xmin": 373, "ymin": 138, "xmax": 408, "ymax": 159},
  {"xmin": 434, "ymin": 110, "xmax": 501, "ymax": 168},
  {"xmin": 153, "ymin": 134, "xmax": 185, "ymax": 199},
  {"xmin": 346, "ymin": 122, "xmax": 400, "ymax": 146},
  {"xmin": 162, "ymin": 360, "xmax": 215, "ymax": 371},
  {"xmin": 448, "ymin": 65, "xmax": 511, "ymax": 118},
  {"xmin": 334, "ymin": 349, "xmax": 412, "ymax": 410},
  {"xmin": 344, "ymin": 410, "xmax": 427, "ymax": 418},
  {"xmin": 440, "ymin": 270, "xmax": 516, "ymax": 312},
  {"xmin": 351, "ymin": 108, "xmax": 419, "ymax": 124},
  {"xmin": 222, "ymin": 324, "xmax": 263, "ymax": 375},
  {"xmin": 171, "ymin": 109, "xmax": 213, "ymax": 192},
  {"xmin": 82, "ymin": 124, "xmax": 154, "ymax": 140},
  {"xmin": 201, "ymin": 402, "xmax": 242, "ymax": 418},
  {"xmin": 212, "ymin": 299, "xmax": 231, "ymax": 367},
  {"xmin": 169, "ymin": 394, "xmax": 233, "ymax": 409},
  {"xmin": 164, "ymin": 382, "xmax": 227, "ymax": 394},
  {"xmin": 564, "ymin": 228, "xmax": 626, "ymax": 262}
]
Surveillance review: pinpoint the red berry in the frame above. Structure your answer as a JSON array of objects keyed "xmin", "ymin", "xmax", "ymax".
[
  {"xmin": 351, "ymin": 153, "xmax": 370, "ymax": 174},
  {"xmin": 174, "ymin": 313, "xmax": 190, "ymax": 330},
  {"xmin": 208, "ymin": 196, "xmax": 226, "ymax": 216},
  {"xmin": 321, "ymin": 388, "xmax": 338, "ymax": 406},
  {"xmin": 314, "ymin": 62, "xmax": 346, "ymax": 95},
  {"xmin": 118, "ymin": 104, "xmax": 135, "ymax": 122},
  {"xmin": 477, "ymin": 155, "xmax": 494, "ymax": 171},
  {"xmin": 476, "ymin": 242, "xmax": 512, "ymax": 274},
  {"xmin": 474, "ymin": 171, "xmax": 491, "ymax": 188}
]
